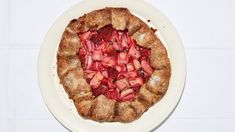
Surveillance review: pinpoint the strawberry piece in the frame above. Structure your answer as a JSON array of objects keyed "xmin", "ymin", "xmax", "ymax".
[
  {"xmin": 140, "ymin": 48, "xmax": 150, "ymax": 58},
  {"xmin": 126, "ymin": 63, "xmax": 135, "ymax": 71},
  {"xmin": 90, "ymin": 72, "xmax": 104, "ymax": 88},
  {"xmin": 133, "ymin": 59, "xmax": 141, "ymax": 70},
  {"xmin": 120, "ymin": 89, "xmax": 134, "ymax": 98},
  {"xmin": 89, "ymin": 32, "xmax": 103, "ymax": 44},
  {"xmin": 105, "ymin": 88, "xmax": 120, "ymax": 100},
  {"xmin": 118, "ymin": 52, "xmax": 128, "ymax": 65},
  {"xmin": 92, "ymin": 50, "xmax": 103, "ymax": 61},
  {"xmin": 121, "ymin": 93, "xmax": 135, "ymax": 101},
  {"xmin": 97, "ymin": 25, "xmax": 114, "ymax": 41},
  {"xmin": 79, "ymin": 31, "xmax": 92, "ymax": 41},
  {"xmin": 128, "ymin": 45, "xmax": 141, "ymax": 59},
  {"xmin": 92, "ymin": 84, "xmax": 108, "ymax": 96},
  {"xmin": 107, "ymin": 67, "xmax": 119, "ymax": 79},
  {"xmin": 141, "ymin": 60, "xmax": 153, "ymax": 74},
  {"xmin": 129, "ymin": 77, "xmax": 143, "ymax": 87}
]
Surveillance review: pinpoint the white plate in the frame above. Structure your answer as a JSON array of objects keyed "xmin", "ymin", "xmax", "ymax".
[{"xmin": 38, "ymin": 0, "xmax": 186, "ymax": 131}]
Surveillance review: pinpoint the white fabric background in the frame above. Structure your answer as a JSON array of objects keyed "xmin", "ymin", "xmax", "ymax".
[{"xmin": 0, "ymin": 0, "xmax": 235, "ymax": 131}]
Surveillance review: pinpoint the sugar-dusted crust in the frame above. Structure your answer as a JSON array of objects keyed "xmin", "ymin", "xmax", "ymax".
[{"xmin": 57, "ymin": 7, "xmax": 171, "ymax": 123}]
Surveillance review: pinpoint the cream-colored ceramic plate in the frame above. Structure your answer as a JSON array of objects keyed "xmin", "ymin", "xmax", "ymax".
[{"xmin": 38, "ymin": 0, "xmax": 186, "ymax": 131}]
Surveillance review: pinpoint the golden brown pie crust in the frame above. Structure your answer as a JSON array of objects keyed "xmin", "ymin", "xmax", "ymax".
[{"xmin": 57, "ymin": 7, "xmax": 171, "ymax": 123}]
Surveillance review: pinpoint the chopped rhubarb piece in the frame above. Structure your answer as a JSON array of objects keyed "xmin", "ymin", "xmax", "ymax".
[
  {"xmin": 129, "ymin": 77, "xmax": 143, "ymax": 87},
  {"xmin": 113, "ymin": 40, "xmax": 121, "ymax": 51},
  {"xmin": 85, "ymin": 40, "xmax": 95, "ymax": 52},
  {"xmin": 84, "ymin": 70, "xmax": 96, "ymax": 79},
  {"xmin": 105, "ymin": 44, "xmax": 117, "ymax": 55},
  {"xmin": 101, "ymin": 56, "xmax": 116, "ymax": 67},
  {"xmin": 120, "ymin": 33, "xmax": 128, "ymax": 49},
  {"xmin": 141, "ymin": 60, "xmax": 153, "ymax": 74},
  {"xmin": 128, "ymin": 45, "xmax": 141, "ymax": 59},
  {"xmin": 124, "ymin": 71, "xmax": 138, "ymax": 78},
  {"xmin": 79, "ymin": 31, "xmax": 92, "ymax": 41},
  {"xmin": 115, "ymin": 65, "xmax": 122, "ymax": 72},
  {"xmin": 126, "ymin": 63, "xmax": 135, "ymax": 71},
  {"xmin": 133, "ymin": 59, "xmax": 141, "ymax": 70},
  {"xmin": 85, "ymin": 54, "xmax": 93, "ymax": 69},
  {"xmin": 96, "ymin": 41, "xmax": 109, "ymax": 50},
  {"xmin": 120, "ymin": 89, "xmax": 134, "ymax": 98},
  {"xmin": 90, "ymin": 72, "xmax": 104, "ymax": 88},
  {"xmin": 121, "ymin": 93, "xmax": 135, "ymax": 101},
  {"xmin": 105, "ymin": 88, "xmax": 120, "ymax": 100},
  {"xmin": 91, "ymin": 62, "xmax": 104, "ymax": 71},
  {"xmin": 132, "ymin": 85, "xmax": 141, "ymax": 92},
  {"xmin": 118, "ymin": 52, "xmax": 128, "ymax": 65},
  {"xmin": 115, "ymin": 80, "xmax": 126, "ymax": 90},
  {"xmin": 107, "ymin": 67, "xmax": 119, "ymax": 79},
  {"xmin": 120, "ymin": 64, "xmax": 127, "ymax": 72},
  {"xmin": 115, "ymin": 78, "xmax": 129, "ymax": 90},
  {"xmin": 107, "ymin": 78, "xmax": 115, "ymax": 88},
  {"xmin": 101, "ymin": 71, "xmax": 108, "ymax": 78},
  {"xmin": 92, "ymin": 50, "xmax": 103, "ymax": 61}
]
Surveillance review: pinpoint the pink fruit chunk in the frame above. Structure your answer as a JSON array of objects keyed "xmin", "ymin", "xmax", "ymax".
[
  {"xmin": 115, "ymin": 80, "xmax": 127, "ymax": 90},
  {"xmin": 79, "ymin": 31, "xmax": 92, "ymax": 41},
  {"xmin": 118, "ymin": 52, "xmax": 128, "ymax": 65},
  {"xmin": 85, "ymin": 40, "xmax": 95, "ymax": 52},
  {"xmin": 101, "ymin": 56, "xmax": 116, "ymax": 67},
  {"xmin": 96, "ymin": 41, "xmax": 109, "ymax": 51},
  {"xmin": 84, "ymin": 70, "xmax": 96, "ymax": 79},
  {"xmin": 128, "ymin": 45, "xmax": 141, "ymax": 59},
  {"xmin": 129, "ymin": 77, "xmax": 143, "ymax": 87},
  {"xmin": 141, "ymin": 60, "xmax": 153, "ymax": 74},
  {"xmin": 120, "ymin": 89, "xmax": 134, "ymax": 98},
  {"xmin": 92, "ymin": 50, "xmax": 103, "ymax": 61},
  {"xmin": 121, "ymin": 93, "xmax": 135, "ymax": 101},
  {"xmin": 101, "ymin": 71, "xmax": 108, "ymax": 78},
  {"xmin": 115, "ymin": 78, "xmax": 129, "ymax": 90},
  {"xmin": 120, "ymin": 33, "xmax": 128, "ymax": 49},
  {"xmin": 105, "ymin": 88, "xmax": 120, "ymax": 100},
  {"xmin": 85, "ymin": 54, "xmax": 93, "ymax": 69},
  {"xmin": 133, "ymin": 59, "xmax": 141, "ymax": 70},
  {"xmin": 126, "ymin": 63, "xmax": 135, "ymax": 71},
  {"xmin": 90, "ymin": 72, "xmax": 104, "ymax": 88}
]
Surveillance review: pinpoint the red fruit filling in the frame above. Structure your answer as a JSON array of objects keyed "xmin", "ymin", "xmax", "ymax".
[{"xmin": 77, "ymin": 25, "xmax": 153, "ymax": 102}]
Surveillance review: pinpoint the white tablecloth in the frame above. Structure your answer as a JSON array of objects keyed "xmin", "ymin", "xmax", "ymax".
[{"xmin": 0, "ymin": 0, "xmax": 235, "ymax": 131}]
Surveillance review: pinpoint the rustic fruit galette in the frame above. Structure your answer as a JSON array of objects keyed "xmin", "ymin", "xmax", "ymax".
[{"xmin": 57, "ymin": 7, "xmax": 171, "ymax": 122}]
